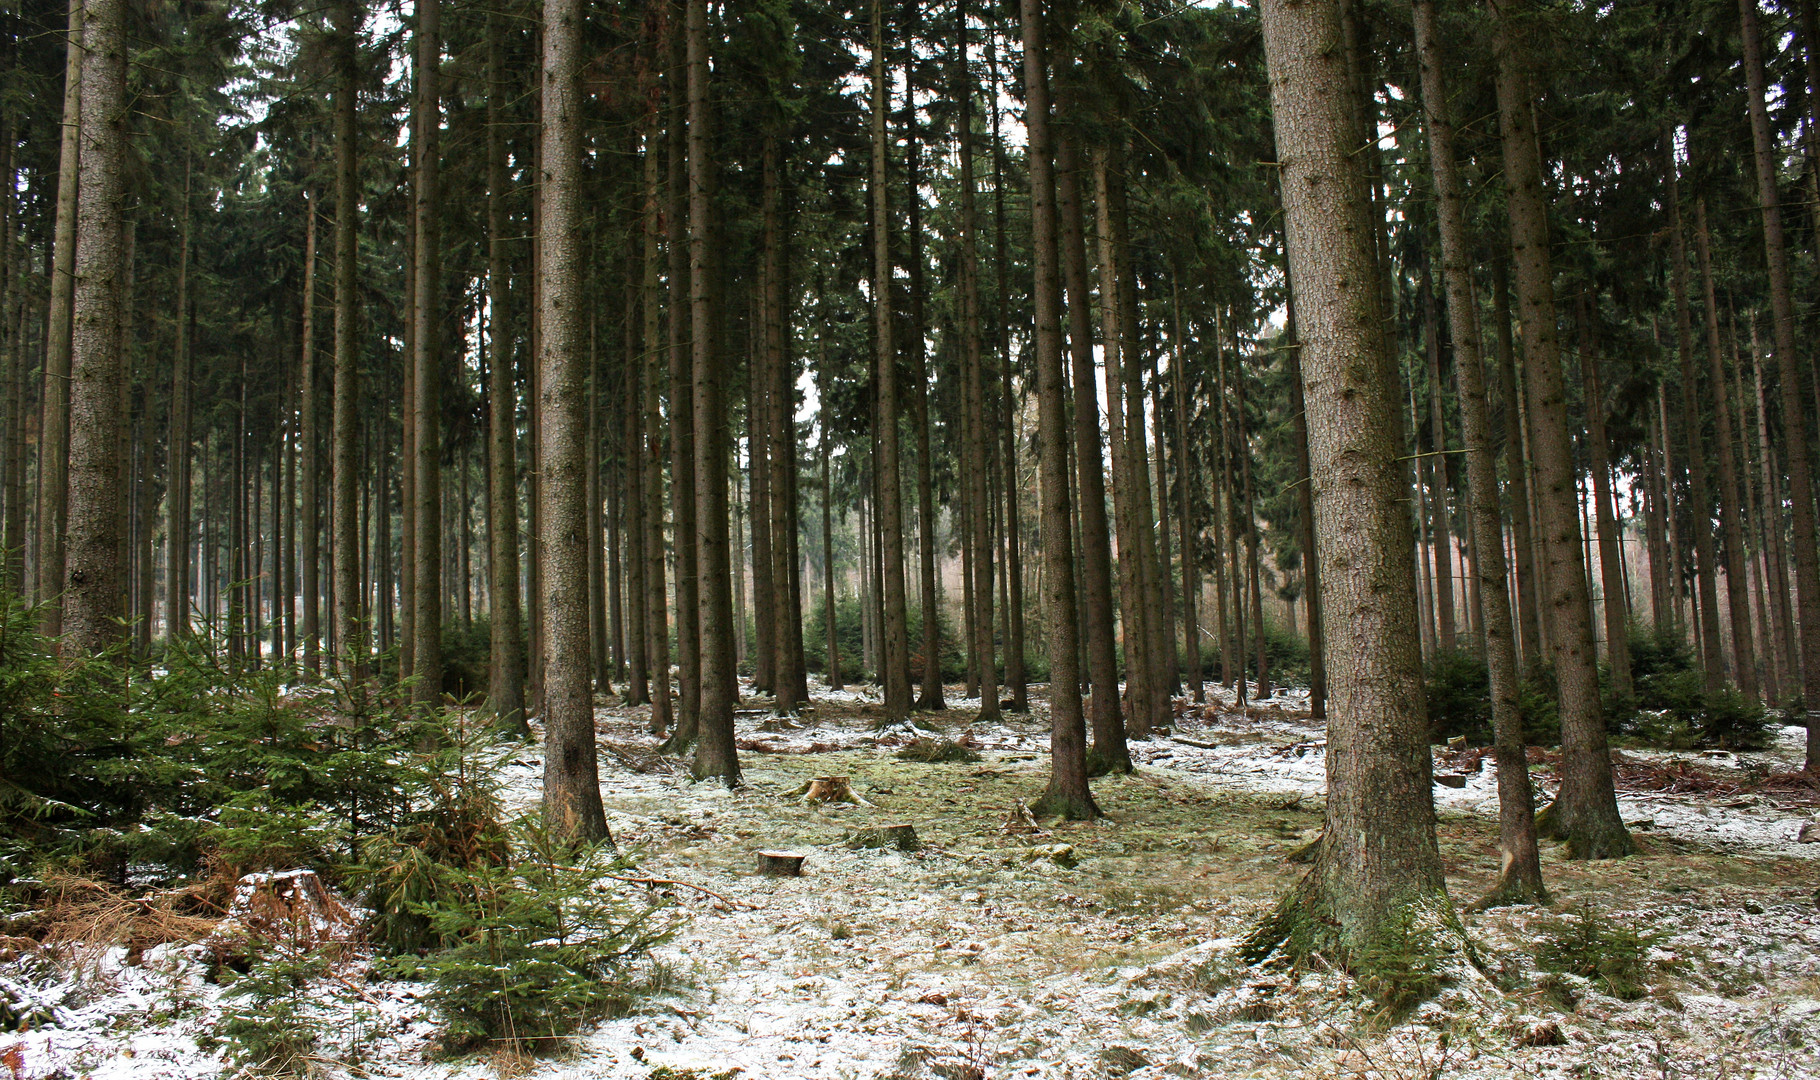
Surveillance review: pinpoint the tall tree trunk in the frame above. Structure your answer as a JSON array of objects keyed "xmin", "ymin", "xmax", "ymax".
[
  {"xmin": 331, "ymin": 0, "xmax": 365, "ymax": 681},
  {"xmin": 1421, "ymin": 264, "xmax": 1456, "ymax": 652},
  {"xmin": 1664, "ymin": 146, "xmax": 1725, "ymax": 691},
  {"xmin": 410, "ymin": 0, "xmax": 444, "ymax": 707},
  {"xmin": 687, "ymin": 0, "xmax": 738, "ymax": 786},
  {"xmin": 956, "ymin": 0, "xmax": 997, "ymax": 723},
  {"xmin": 1575, "ymin": 299, "xmax": 1634, "ymax": 703},
  {"xmin": 821, "ymin": 419, "xmax": 841, "ymax": 691},
  {"xmin": 539, "ymin": 0, "xmax": 609, "ymax": 838},
  {"xmin": 1492, "ymin": 0, "xmax": 1630, "ymax": 858},
  {"xmin": 1058, "ymin": 123, "xmax": 1124, "ymax": 765},
  {"xmin": 1283, "ymin": 293, "xmax": 1326, "ymax": 718},
  {"xmin": 622, "ymin": 263, "xmax": 648, "ymax": 706},
  {"xmin": 662, "ymin": 15, "xmax": 701, "ymax": 750},
  {"xmin": 299, "ymin": 188, "xmax": 321, "ymax": 673},
  {"xmin": 1413, "ymin": 0, "xmax": 1545, "ymax": 903},
  {"xmin": 1750, "ymin": 325, "xmax": 1796, "ymax": 702},
  {"xmin": 641, "ymin": 120, "xmax": 672, "ymax": 735},
  {"xmin": 165, "ymin": 165, "xmax": 192, "ymax": 639},
  {"xmin": 1489, "ymin": 254, "xmax": 1542, "ymax": 669},
  {"xmin": 763, "ymin": 135, "xmax": 802, "ymax": 714},
  {"xmin": 905, "ymin": 19, "xmax": 944, "ymax": 714},
  {"xmin": 1740, "ymin": 0, "xmax": 1820, "ymax": 769},
  {"xmin": 1170, "ymin": 275, "xmax": 1203, "ymax": 704},
  {"xmin": 1248, "ymin": 0, "xmax": 1450, "ymax": 969},
  {"xmin": 38, "ymin": 0, "xmax": 82, "ymax": 637},
  {"xmin": 487, "ymin": 10, "xmax": 528, "ymax": 737},
  {"xmin": 871, "ymin": 0, "xmax": 912, "ymax": 720},
  {"xmin": 62, "ymin": 0, "xmax": 126, "ymax": 656},
  {"xmin": 1021, "ymin": 0, "xmax": 1098, "ymax": 820},
  {"xmin": 990, "ymin": 26, "xmax": 1027, "ymax": 711}
]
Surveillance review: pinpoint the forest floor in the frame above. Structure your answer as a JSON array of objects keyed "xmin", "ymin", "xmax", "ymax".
[{"xmin": 7, "ymin": 679, "xmax": 1820, "ymax": 1080}]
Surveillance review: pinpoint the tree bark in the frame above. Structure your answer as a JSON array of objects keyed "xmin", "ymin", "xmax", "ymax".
[
  {"xmin": 330, "ymin": 0, "xmax": 364, "ymax": 681},
  {"xmin": 662, "ymin": 14, "xmax": 701, "ymax": 751},
  {"xmin": 1170, "ymin": 275, "xmax": 1203, "ymax": 704},
  {"xmin": 688, "ymin": 0, "xmax": 739, "ymax": 787},
  {"xmin": 641, "ymin": 119, "xmax": 672, "ymax": 734},
  {"xmin": 1740, "ymin": 0, "xmax": 1820, "ymax": 769},
  {"xmin": 410, "ymin": 0, "xmax": 443, "ymax": 708},
  {"xmin": 165, "ymin": 165, "xmax": 192, "ymax": 640},
  {"xmin": 871, "ymin": 0, "xmax": 912, "ymax": 721},
  {"xmin": 1492, "ymin": 0, "xmax": 1630, "ymax": 858},
  {"xmin": 487, "ymin": 10, "xmax": 528, "ymax": 737},
  {"xmin": 1421, "ymin": 264, "xmax": 1456, "ymax": 652},
  {"xmin": 1575, "ymin": 299, "xmax": 1634, "ymax": 703},
  {"xmin": 1663, "ymin": 147, "xmax": 1725, "ymax": 692},
  {"xmin": 956, "ymin": 0, "xmax": 997, "ymax": 723},
  {"xmin": 1249, "ymin": 0, "xmax": 1450, "ymax": 968},
  {"xmin": 1058, "ymin": 124, "xmax": 1124, "ymax": 766},
  {"xmin": 905, "ymin": 11, "xmax": 944, "ymax": 714},
  {"xmin": 62, "ymin": 0, "xmax": 126, "ymax": 657},
  {"xmin": 1412, "ymin": 0, "xmax": 1546, "ymax": 904},
  {"xmin": 38, "ymin": 0, "xmax": 82, "ymax": 638},
  {"xmin": 539, "ymin": 0, "xmax": 609, "ymax": 839},
  {"xmin": 989, "ymin": 27, "xmax": 1027, "ymax": 711},
  {"xmin": 1021, "ymin": 0, "xmax": 1098, "ymax": 821}
]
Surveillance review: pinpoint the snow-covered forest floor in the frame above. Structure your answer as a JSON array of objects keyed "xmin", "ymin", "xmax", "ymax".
[{"xmin": 7, "ymin": 679, "xmax": 1819, "ymax": 1080}]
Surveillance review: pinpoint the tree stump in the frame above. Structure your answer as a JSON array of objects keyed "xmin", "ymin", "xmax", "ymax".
[
  {"xmin": 756, "ymin": 850, "xmax": 807, "ymax": 877},
  {"xmin": 1434, "ymin": 774, "xmax": 1468, "ymax": 789},
  {"xmin": 788, "ymin": 775, "xmax": 870, "ymax": 805},
  {"xmin": 847, "ymin": 824, "xmax": 920, "ymax": 852}
]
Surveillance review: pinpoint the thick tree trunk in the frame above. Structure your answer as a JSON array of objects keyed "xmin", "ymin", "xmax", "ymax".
[
  {"xmin": 1493, "ymin": 0, "xmax": 1630, "ymax": 858},
  {"xmin": 1740, "ymin": 0, "xmax": 1820, "ymax": 769},
  {"xmin": 1021, "ymin": 0, "xmax": 1098, "ymax": 820},
  {"xmin": 871, "ymin": 0, "xmax": 912, "ymax": 721},
  {"xmin": 687, "ymin": 0, "xmax": 739, "ymax": 787},
  {"xmin": 1412, "ymin": 0, "xmax": 1546, "ymax": 904},
  {"xmin": 487, "ymin": 12, "xmax": 528, "ymax": 737},
  {"xmin": 539, "ymin": 0, "xmax": 609, "ymax": 838},
  {"xmin": 1249, "ymin": 0, "xmax": 1451, "ymax": 969},
  {"xmin": 62, "ymin": 0, "xmax": 126, "ymax": 657}
]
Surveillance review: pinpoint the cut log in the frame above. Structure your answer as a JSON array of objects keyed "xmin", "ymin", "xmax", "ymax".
[
  {"xmin": 846, "ymin": 824, "xmax": 920, "ymax": 852},
  {"xmin": 787, "ymin": 775, "xmax": 870, "ymax": 805},
  {"xmin": 756, "ymin": 850, "xmax": 806, "ymax": 877}
]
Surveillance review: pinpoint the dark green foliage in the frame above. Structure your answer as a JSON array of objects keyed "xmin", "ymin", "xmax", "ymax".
[
  {"xmin": 1619, "ymin": 628, "xmax": 1775, "ymax": 750},
  {"xmin": 437, "ymin": 618, "xmax": 497, "ymax": 703},
  {"xmin": 214, "ymin": 944, "xmax": 330, "ymax": 1075},
  {"xmin": 798, "ymin": 597, "xmax": 966, "ymax": 684},
  {"xmin": 374, "ymin": 815, "xmax": 675, "ymax": 1056},
  {"xmin": 1535, "ymin": 903, "xmax": 1666, "ymax": 1003},
  {"xmin": 1422, "ymin": 648, "xmax": 1559, "ymax": 746}
]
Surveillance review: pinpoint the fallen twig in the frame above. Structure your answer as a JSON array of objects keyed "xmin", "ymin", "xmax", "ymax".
[{"xmin": 602, "ymin": 874, "xmax": 756, "ymax": 910}]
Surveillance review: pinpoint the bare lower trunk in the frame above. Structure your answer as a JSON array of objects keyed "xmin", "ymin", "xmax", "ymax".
[
  {"xmin": 1493, "ymin": 0, "xmax": 1630, "ymax": 859},
  {"xmin": 871, "ymin": 0, "xmax": 911, "ymax": 721},
  {"xmin": 331, "ymin": 0, "xmax": 365, "ymax": 682},
  {"xmin": 63, "ymin": 0, "xmax": 127, "ymax": 657},
  {"xmin": 1022, "ymin": 0, "xmax": 1098, "ymax": 821},
  {"xmin": 487, "ymin": 11, "xmax": 528, "ymax": 737},
  {"xmin": 539, "ymin": 0, "xmax": 609, "ymax": 839},
  {"xmin": 688, "ymin": 0, "xmax": 738, "ymax": 787},
  {"xmin": 956, "ymin": 0, "xmax": 997, "ymax": 722},
  {"xmin": 1249, "ymin": 0, "xmax": 1450, "ymax": 968},
  {"xmin": 38, "ymin": 0, "xmax": 82, "ymax": 638},
  {"xmin": 1413, "ymin": 0, "xmax": 1545, "ymax": 904},
  {"xmin": 410, "ymin": 0, "xmax": 444, "ymax": 709}
]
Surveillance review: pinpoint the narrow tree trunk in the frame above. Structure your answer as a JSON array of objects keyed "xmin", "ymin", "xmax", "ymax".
[
  {"xmin": 1750, "ymin": 326, "xmax": 1796, "ymax": 703},
  {"xmin": 1412, "ymin": 0, "xmax": 1545, "ymax": 903},
  {"xmin": 165, "ymin": 166, "xmax": 192, "ymax": 639},
  {"xmin": 1421, "ymin": 264, "xmax": 1456, "ymax": 652},
  {"xmin": 1170, "ymin": 275, "xmax": 1203, "ymax": 704},
  {"xmin": 1248, "ymin": 0, "xmax": 1450, "ymax": 969},
  {"xmin": 905, "ymin": 20, "xmax": 944, "ymax": 714},
  {"xmin": 410, "ymin": 0, "xmax": 444, "ymax": 707},
  {"xmin": 1576, "ymin": 299, "xmax": 1634, "ymax": 703},
  {"xmin": 871, "ymin": 0, "xmax": 912, "ymax": 721},
  {"xmin": 1058, "ymin": 124, "xmax": 1124, "ymax": 765},
  {"xmin": 1493, "ymin": 0, "xmax": 1630, "ymax": 858},
  {"xmin": 990, "ymin": 28, "xmax": 1027, "ymax": 711},
  {"xmin": 1489, "ymin": 254, "xmax": 1542, "ymax": 669},
  {"xmin": 1664, "ymin": 147, "xmax": 1725, "ymax": 692},
  {"xmin": 485, "ymin": 11, "xmax": 527, "ymax": 736},
  {"xmin": 1740, "ymin": 0, "xmax": 1820, "ymax": 770},
  {"xmin": 622, "ymin": 262, "xmax": 649, "ymax": 706},
  {"xmin": 38, "ymin": 0, "xmax": 82, "ymax": 637},
  {"xmin": 688, "ymin": 0, "xmax": 739, "ymax": 786},
  {"xmin": 1021, "ymin": 0, "xmax": 1097, "ymax": 820},
  {"xmin": 331, "ymin": 0, "xmax": 365, "ymax": 682},
  {"xmin": 956, "ymin": 0, "xmax": 994, "ymax": 722},
  {"xmin": 662, "ymin": 15, "xmax": 701, "ymax": 750},
  {"xmin": 298, "ymin": 190, "xmax": 319, "ymax": 671},
  {"xmin": 640, "ymin": 118, "xmax": 672, "ymax": 735}
]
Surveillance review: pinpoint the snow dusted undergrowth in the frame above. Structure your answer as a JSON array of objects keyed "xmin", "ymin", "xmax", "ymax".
[{"xmin": 6, "ymin": 679, "xmax": 1819, "ymax": 1080}]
